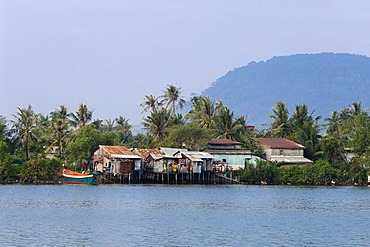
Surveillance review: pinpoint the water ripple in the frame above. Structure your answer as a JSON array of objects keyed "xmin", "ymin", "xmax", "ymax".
[{"xmin": 0, "ymin": 185, "xmax": 369, "ymax": 246}]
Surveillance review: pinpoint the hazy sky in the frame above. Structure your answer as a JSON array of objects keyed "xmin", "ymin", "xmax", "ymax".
[{"xmin": 1, "ymin": 0, "xmax": 370, "ymax": 126}]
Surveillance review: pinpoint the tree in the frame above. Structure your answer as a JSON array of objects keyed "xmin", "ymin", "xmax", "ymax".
[
  {"xmin": 114, "ymin": 116, "xmax": 133, "ymax": 144},
  {"xmin": 164, "ymin": 122, "xmax": 213, "ymax": 151},
  {"xmin": 70, "ymin": 103, "xmax": 93, "ymax": 128},
  {"xmin": 348, "ymin": 102, "xmax": 363, "ymax": 116},
  {"xmin": 64, "ymin": 125, "xmax": 115, "ymax": 167},
  {"xmin": 269, "ymin": 102, "xmax": 291, "ymax": 137},
  {"xmin": 142, "ymin": 108, "xmax": 171, "ymax": 145},
  {"xmin": 240, "ymin": 159, "xmax": 279, "ymax": 184},
  {"xmin": 160, "ymin": 84, "xmax": 186, "ymax": 115},
  {"xmin": 290, "ymin": 104, "xmax": 321, "ymax": 160},
  {"xmin": 214, "ymin": 106, "xmax": 247, "ymax": 141},
  {"xmin": 0, "ymin": 115, "xmax": 9, "ymax": 141},
  {"xmin": 290, "ymin": 104, "xmax": 311, "ymax": 128},
  {"xmin": 322, "ymin": 110, "xmax": 346, "ymax": 165},
  {"xmin": 169, "ymin": 113, "xmax": 186, "ymax": 126},
  {"xmin": 46, "ymin": 105, "xmax": 71, "ymax": 155},
  {"xmin": 0, "ymin": 141, "xmax": 19, "ymax": 181},
  {"xmin": 346, "ymin": 110, "xmax": 370, "ymax": 158},
  {"xmin": 91, "ymin": 119, "xmax": 103, "ymax": 130},
  {"xmin": 320, "ymin": 136, "xmax": 345, "ymax": 166},
  {"xmin": 141, "ymin": 95, "xmax": 162, "ymax": 113},
  {"xmin": 101, "ymin": 119, "xmax": 116, "ymax": 132},
  {"xmin": 11, "ymin": 105, "xmax": 39, "ymax": 160},
  {"xmin": 323, "ymin": 102, "xmax": 369, "ymax": 167},
  {"xmin": 188, "ymin": 96, "xmax": 222, "ymax": 129}
]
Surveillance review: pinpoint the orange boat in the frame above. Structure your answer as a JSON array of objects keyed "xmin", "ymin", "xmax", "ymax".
[{"xmin": 63, "ymin": 169, "xmax": 97, "ymax": 185}]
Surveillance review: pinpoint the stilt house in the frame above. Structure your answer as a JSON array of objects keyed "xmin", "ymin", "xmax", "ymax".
[
  {"xmin": 93, "ymin": 145, "xmax": 141, "ymax": 175},
  {"xmin": 206, "ymin": 139, "xmax": 258, "ymax": 170},
  {"xmin": 131, "ymin": 148, "xmax": 162, "ymax": 172},
  {"xmin": 173, "ymin": 151, "xmax": 214, "ymax": 173}
]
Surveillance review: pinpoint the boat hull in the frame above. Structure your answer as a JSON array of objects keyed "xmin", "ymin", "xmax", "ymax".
[{"xmin": 63, "ymin": 170, "xmax": 97, "ymax": 185}]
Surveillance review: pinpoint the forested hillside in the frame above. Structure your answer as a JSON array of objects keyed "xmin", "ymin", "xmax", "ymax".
[{"xmin": 201, "ymin": 53, "xmax": 370, "ymax": 126}]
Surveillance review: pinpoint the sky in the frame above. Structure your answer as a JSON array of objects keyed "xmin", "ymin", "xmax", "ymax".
[{"xmin": 1, "ymin": 0, "xmax": 370, "ymax": 128}]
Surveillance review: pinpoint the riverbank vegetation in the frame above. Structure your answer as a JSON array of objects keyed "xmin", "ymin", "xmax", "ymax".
[{"xmin": 0, "ymin": 84, "xmax": 369, "ymax": 185}]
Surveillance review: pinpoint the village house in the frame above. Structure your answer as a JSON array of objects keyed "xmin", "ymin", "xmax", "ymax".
[
  {"xmin": 206, "ymin": 139, "xmax": 260, "ymax": 170},
  {"xmin": 252, "ymin": 138, "xmax": 313, "ymax": 165},
  {"xmin": 93, "ymin": 145, "xmax": 141, "ymax": 177},
  {"xmin": 152, "ymin": 147, "xmax": 188, "ymax": 173},
  {"xmin": 173, "ymin": 150, "xmax": 214, "ymax": 173},
  {"xmin": 131, "ymin": 148, "xmax": 162, "ymax": 171}
]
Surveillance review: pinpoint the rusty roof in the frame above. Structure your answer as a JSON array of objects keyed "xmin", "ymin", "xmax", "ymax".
[
  {"xmin": 100, "ymin": 145, "xmax": 136, "ymax": 155},
  {"xmin": 252, "ymin": 138, "xmax": 304, "ymax": 149},
  {"xmin": 133, "ymin": 148, "xmax": 161, "ymax": 159},
  {"xmin": 208, "ymin": 139, "xmax": 241, "ymax": 145}
]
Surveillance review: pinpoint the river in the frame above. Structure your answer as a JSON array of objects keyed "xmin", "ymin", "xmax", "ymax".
[{"xmin": 0, "ymin": 184, "xmax": 369, "ymax": 246}]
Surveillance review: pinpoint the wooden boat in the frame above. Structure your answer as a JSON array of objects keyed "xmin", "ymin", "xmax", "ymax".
[{"xmin": 63, "ymin": 169, "xmax": 97, "ymax": 185}]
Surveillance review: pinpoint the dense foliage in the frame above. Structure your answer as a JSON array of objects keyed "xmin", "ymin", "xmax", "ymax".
[
  {"xmin": 240, "ymin": 159, "xmax": 369, "ymax": 186},
  {"xmin": 0, "ymin": 83, "xmax": 368, "ymax": 184}
]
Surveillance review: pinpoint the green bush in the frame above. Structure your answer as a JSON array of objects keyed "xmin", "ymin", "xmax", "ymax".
[
  {"xmin": 240, "ymin": 160, "xmax": 278, "ymax": 184},
  {"xmin": 20, "ymin": 157, "xmax": 62, "ymax": 183}
]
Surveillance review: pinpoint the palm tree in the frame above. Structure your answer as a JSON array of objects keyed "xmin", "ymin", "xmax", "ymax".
[
  {"xmin": 326, "ymin": 111, "xmax": 341, "ymax": 136},
  {"xmin": 91, "ymin": 119, "xmax": 103, "ymax": 130},
  {"xmin": 11, "ymin": 105, "xmax": 38, "ymax": 160},
  {"xmin": 101, "ymin": 119, "xmax": 116, "ymax": 132},
  {"xmin": 188, "ymin": 96, "xmax": 221, "ymax": 129},
  {"xmin": 349, "ymin": 102, "xmax": 363, "ymax": 116},
  {"xmin": 115, "ymin": 116, "xmax": 132, "ymax": 133},
  {"xmin": 160, "ymin": 84, "xmax": 186, "ymax": 115},
  {"xmin": 142, "ymin": 108, "xmax": 171, "ymax": 144},
  {"xmin": 290, "ymin": 104, "xmax": 311, "ymax": 129},
  {"xmin": 324, "ymin": 110, "xmax": 347, "ymax": 163},
  {"xmin": 214, "ymin": 106, "xmax": 247, "ymax": 141},
  {"xmin": 290, "ymin": 104, "xmax": 322, "ymax": 160},
  {"xmin": 115, "ymin": 116, "xmax": 132, "ymax": 144},
  {"xmin": 45, "ymin": 105, "xmax": 71, "ymax": 155},
  {"xmin": 0, "ymin": 115, "xmax": 9, "ymax": 141},
  {"xmin": 269, "ymin": 102, "xmax": 291, "ymax": 137},
  {"xmin": 170, "ymin": 113, "xmax": 186, "ymax": 126},
  {"xmin": 51, "ymin": 105, "xmax": 70, "ymax": 125},
  {"xmin": 294, "ymin": 119, "xmax": 322, "ymax": 160},
  {"xmin": 141, "ymin": 95, "xmax": 161, "ymax": 113},
  {"xmin": 70, "ymin": 103, "xmax": 93, "ymax": 128}
]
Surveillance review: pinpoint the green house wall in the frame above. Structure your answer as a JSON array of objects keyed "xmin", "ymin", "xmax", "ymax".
[{"xmin": 213, "ymin": 154, "xmax": 262, "ymax": 168}]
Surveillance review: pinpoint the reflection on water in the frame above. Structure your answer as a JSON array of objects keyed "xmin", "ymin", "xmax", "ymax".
[{"xmin": 0, "ymin": 185, "xmax": 369, "ymax": 246}]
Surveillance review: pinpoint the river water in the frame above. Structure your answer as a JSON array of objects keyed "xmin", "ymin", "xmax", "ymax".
[{"xmin": 0, "ymin": 184, "xmax": 369, "ymax": 246}]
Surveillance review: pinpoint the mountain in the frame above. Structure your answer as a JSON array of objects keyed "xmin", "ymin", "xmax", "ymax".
[{"xmin": 201, "ymin": 53, "xmax": 370, "ymax": 127}]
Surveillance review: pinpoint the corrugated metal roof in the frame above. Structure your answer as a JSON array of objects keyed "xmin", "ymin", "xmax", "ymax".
[
  {"xmin": 133, "ymin": 148, "xmax": 161, "ymax": 159},
  {"xmin": 100, "ymin": 145, "xmax": 136, "ymax": 155},
  {"xmin": 149, "ymin": 153, "xmax": 166, "ymax": 160},
  {"xmin": 181, "ymin": 151, "xmax": 214, "ymax": 159},
  {"xmin": 186, "ymin": 154, "xmax": 203, "ymax": 162},
  {"xmin": 208, "ymin": 139, "xmax": 241, "ymax": 145},
  {"xmin": 271, "ymin": 156, "xmax": 313, "ymax": 163},
  {"xmin": 160, "ymin": 147, "xmax": 187, "ymax": 156},
  {"xmin": 252, "ymin": 138, "xmax": 304, "ymax": 149},
  {"xmin": 112, "ymin": 154, "xmax": 141, "ymax": 159}
]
